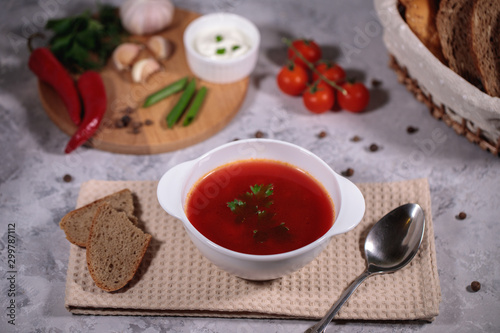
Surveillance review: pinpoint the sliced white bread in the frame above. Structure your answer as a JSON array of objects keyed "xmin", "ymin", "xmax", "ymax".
[
  {"xmin": 86, "ymin": 203, "xmax": 151, "ymax": 292},
  {"xmin": 59, "ymin": 189, "xmax": 134, "ymax": 247},
  {"xmin": 436, "ymin": 0, "xmax": 483, "ymax": 87},
  {"xmin": 471, "ymin": 0, "xmax": 500, "ymax": 97}
]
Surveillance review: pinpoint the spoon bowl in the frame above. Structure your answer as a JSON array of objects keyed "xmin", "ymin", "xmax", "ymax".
[
  {"xmin": 307, "ymin": 203, "xmax": 425, "ymax": 333},
  {"xmin": 365, "ymin": 203, "xmax": 425, "ymax": 273}
]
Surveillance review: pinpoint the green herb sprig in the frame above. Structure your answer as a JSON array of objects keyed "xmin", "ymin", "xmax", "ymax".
[
  {"xmin": 45, "ymin": 4, "xmax": 127, "ymax": 74},
  {"xmin": 227, "ymin": 184, "xmax": 290, "ymax": 243},
  {"xmin": 227, "ymin": 183, "xmax": 274, "ymax": 216},
  {"xmin": 227, "ymin": 199, "xmax": 245, "ymax": 212}
]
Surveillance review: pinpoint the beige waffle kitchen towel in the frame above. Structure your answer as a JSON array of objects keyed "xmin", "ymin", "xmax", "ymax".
[{"xmin": 64, "ymin": 178, "xmax": 441, "ymax": 321}]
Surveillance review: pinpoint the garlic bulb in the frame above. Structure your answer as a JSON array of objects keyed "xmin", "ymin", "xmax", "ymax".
[{"xmin": 120, "ymin": 0, "xmax": 175, "ymax": 36}]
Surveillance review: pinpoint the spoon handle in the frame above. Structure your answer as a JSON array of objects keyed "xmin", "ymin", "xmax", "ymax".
[{"xmin": 307, "ymin": 270, "xmax": 372, "ymax": 333}]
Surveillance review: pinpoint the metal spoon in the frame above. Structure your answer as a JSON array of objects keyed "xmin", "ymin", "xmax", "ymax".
[{"xmin": 306, "ymin": 203, "xmax": 425, "ymax": 333}]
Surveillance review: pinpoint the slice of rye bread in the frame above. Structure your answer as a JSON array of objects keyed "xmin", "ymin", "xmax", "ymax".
[
  {"xmin": 59, "ymin": 189, "xmax": 135, "ymax": 247},
  {"xmin": 86, "ymin": 203, "xmax": 151, "ymax": 292},
  {"xmin": 436, "ymin": 0, "xmax": 482, "ymax": 87},
  {"xmin": 471, "ymin": 0, "xmax": 500, "ymax": 97}
]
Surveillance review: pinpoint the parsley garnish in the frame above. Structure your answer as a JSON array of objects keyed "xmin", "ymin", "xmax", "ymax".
[
  {"xmin": 232, "ymin": 45, "xmax": 241, "ymax": 51},
  {"xmin": 248, "ymin": 184, "xmax": 274, "ymax": 198},
  {"xmin": 227, "ymin": 199, "xmax": 245, "ymax": 212},
  {"xmin": 215, "ymin": 35, "xmax": 223, "ymax": 42},
  {"xmin": 226, "ymin": 184, "xmax": 290, "ymax": 243},
  {"xmin": 216, "ymin": 48, "xmax": 226, "ymax": 55}
]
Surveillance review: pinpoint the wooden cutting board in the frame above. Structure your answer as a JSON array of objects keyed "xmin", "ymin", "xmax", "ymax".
[{"xmin": 38, "ymin": 8, "xmax": 248, "ymax": 155}]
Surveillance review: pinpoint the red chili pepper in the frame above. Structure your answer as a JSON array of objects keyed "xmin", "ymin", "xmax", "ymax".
[
  {"xmin": 28, "ymin": 47, "xmax": 82, "ymax": 126},
  {"xmin": 64, "ymin": 71, "xmax": 107, "ymax": 154}
]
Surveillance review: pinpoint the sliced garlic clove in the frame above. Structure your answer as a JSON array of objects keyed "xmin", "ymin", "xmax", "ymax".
[
  {"xmin": 112, "ymin": 43, "xmax": 143, "ymax": 71},
  {"xmin": 131, "ymin": 58, "xmax": 161, "ymax": 83},
  {"xmin": 147, "ymin": 35, "xmax": 171, "ymax": 60}
]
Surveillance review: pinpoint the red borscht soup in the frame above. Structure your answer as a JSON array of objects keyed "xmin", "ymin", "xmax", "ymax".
[{"xmin": 185, "ymin": 159, "xmax": 334, "ymax": 255}]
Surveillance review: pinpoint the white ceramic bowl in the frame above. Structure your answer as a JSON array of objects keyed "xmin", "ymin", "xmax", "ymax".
[
  {"xmin": 157, "ymin": 139, "xmax": 365, "ymax": 280},
  {"xmin": 183, "ymin": 13, "xmax": 260, "ymax": 84}
]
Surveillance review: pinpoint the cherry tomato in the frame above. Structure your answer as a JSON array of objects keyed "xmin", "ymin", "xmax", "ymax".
[
  {"xmin": 287, "ymin": 39, "xmax": 322, "ymax": 68},
  {"xmin": 312, "ymin": 62, "xmax": 346, "ymax": 84},
  {"xmin": 303, "ymin": 81, "xmax": 335, "ymax": 114},
  {"xmin": 337, "ymin": 82, "xmax": 370, "ymax": 113},
  {"xmin": 277, "ymin": 63, "xmax": 308, "ymax": 96}
]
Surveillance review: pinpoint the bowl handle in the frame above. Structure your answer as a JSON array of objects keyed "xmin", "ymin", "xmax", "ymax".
[
  {"xmin": 157, "ymin": 160, "xmax": 196, "ymax": 219},
  {"xmin": 329, "ymin": 176, "xmax": 366, "ymax": 236}
]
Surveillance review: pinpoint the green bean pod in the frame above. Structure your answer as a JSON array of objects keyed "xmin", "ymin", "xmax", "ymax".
[
  {"xmin": 143, "ymin": 77, "xmax": 188, "ymax": 108},
  {"xmin": 166, "ymin": 79, "xmax": 196, "ymax": 128},
  {"xmin": 183, "ymin": 86, "xmax": 207, "ymax": 126}
]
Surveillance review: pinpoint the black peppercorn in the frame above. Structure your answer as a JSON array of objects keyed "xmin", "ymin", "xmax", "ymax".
[
  {"xmin": 122, "ymin": 115, "xmax": 132, "ymax": 127},
  {"xmin": 318, "ymin": 131, "xmax": 327, "ymax": 138},
  {"xmin": 369, "ymin": 143, "xmax": 379, "ymax": 152},
  {"xmin": 123, "ymin": 106, "xmax": 134, "ymax": 115},
  {"xmin": 407, "ymin": 126, "xmax": 419, "ymax": 134},
  {"xmin": 341, "ymin": 168, "xmax": 354, "ymax": 177},
  {"xmin": 470, "ymin": 281, "xmax": 481, "ymax": 292},
  {"xmin": 115, "ymin": 115, "xmax": 132, "ymax": 128},
  {"xmin": 371, "ymin": 79, "xmax": 382, "ymax": 88},
  {"xmin": 255, "ymin": 130, "xmax": 264, "ymax": 138}
]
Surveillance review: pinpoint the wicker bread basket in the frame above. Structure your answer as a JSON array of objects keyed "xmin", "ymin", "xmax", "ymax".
[{"xmin": 375, "ymin": 0, "xmax": 500, "ymax": 156}]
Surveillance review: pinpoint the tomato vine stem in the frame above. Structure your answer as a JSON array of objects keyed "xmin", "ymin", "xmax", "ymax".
[{"xmin": 282, "ymin": 37, "xmax": 347, "ymax": 95}]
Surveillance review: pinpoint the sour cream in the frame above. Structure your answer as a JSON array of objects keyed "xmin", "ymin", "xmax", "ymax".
[{"xmin": 194, "ymin": 28, "xmax": 250, "ymax": 60}]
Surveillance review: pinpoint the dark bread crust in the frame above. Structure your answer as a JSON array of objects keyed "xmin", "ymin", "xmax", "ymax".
[
  {"xmin": 436, "ymin": 0, "xmax": 482, "ymax": 87},
  {"xmin": 59, "ymin": 189, "xmax": 134, "ymax": 247},
  {"xmin": 471, "ymin": 0, "xmax": 500, "ymax": 97}
]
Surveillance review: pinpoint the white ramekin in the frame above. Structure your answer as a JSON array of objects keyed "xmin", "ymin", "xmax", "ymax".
[
  {"xmin": 183, "ymin": 13, "xmax": 260, "ymax": 84},
  {"xmin": 157, "ymin": 139, "xmax": 365, "ymax": 280}
]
